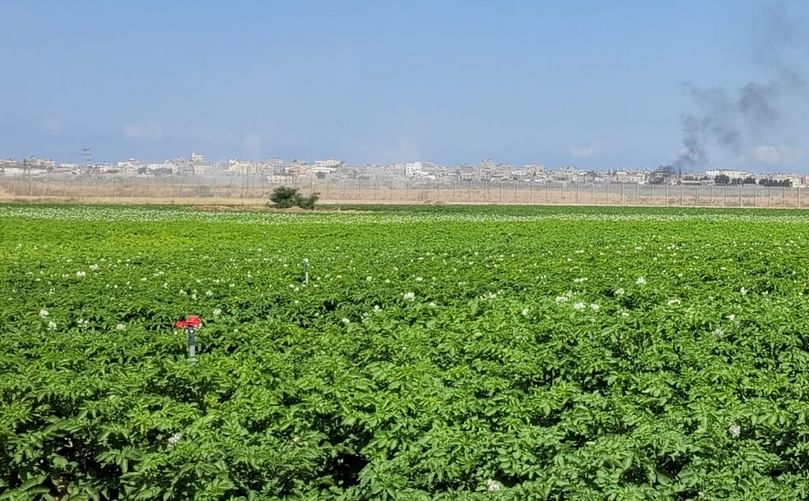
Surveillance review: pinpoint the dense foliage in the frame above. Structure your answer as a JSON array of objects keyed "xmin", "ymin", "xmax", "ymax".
[
  {"xmin": 3, "ymin": 205, "xmax": 809, "ymax": 499},
  {"xmin": 270, "ymin": 186, "xmax": 319, "ymax": 210}
]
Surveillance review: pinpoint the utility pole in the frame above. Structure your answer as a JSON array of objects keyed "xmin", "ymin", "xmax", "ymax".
[{"xmin": 81, "ymin": 148, "xmax": 93, "ymax": 175}]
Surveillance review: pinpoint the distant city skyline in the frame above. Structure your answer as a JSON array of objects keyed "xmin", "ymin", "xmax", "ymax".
[
  {"xmin": 5, "ymin": 153, "xmax": 808, "ymax": 182},
  {"xmin": 2, "ymin": 1, "xmax": 809, "ymax": 171}
]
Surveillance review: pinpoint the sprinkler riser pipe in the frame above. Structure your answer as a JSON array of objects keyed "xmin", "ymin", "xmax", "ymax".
[{"xmin": 187, "ymin": 328, "xmax": 196, "ymax": 358}]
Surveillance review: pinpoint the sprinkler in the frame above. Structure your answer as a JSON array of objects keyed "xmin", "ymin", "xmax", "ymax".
[{"xmin": 174, "ymin": 315, "xmax": 202, "ymax": 360}]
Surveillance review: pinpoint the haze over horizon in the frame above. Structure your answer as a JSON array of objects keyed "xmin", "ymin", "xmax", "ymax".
[{"xmin": 2, "ymin": 0, "xmax": 809, "ymax": 171}]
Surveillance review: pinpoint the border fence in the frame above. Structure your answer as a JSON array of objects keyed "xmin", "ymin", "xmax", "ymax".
[{"xmin": 0, "ymin": 175, "xmax": 807, "ymax": 208}]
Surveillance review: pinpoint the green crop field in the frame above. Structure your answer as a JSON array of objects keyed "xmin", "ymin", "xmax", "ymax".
[{"xmin": 3, "ymin": 204, "xmax": 809, "ymax": 500}]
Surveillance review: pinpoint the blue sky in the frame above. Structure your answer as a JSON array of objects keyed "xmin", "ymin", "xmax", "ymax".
[{"xmin": 2, "ymin": 1, "xmax": 808, "ymax": 171}]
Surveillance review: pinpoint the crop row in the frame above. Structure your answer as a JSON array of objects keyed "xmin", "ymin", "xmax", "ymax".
[{"xmin": 2, "ymin": 206, "xmax": 809, "ymax": 499}]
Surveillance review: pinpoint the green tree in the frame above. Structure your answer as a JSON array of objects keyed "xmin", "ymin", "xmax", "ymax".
[
  {"xmin": 714, "ymin": 174, "xmax": 730, "ymax": 185},
  {"xmin": 269, "ymin": 186, "xmax": 319, "ymax": 209},
  {"xmin": 270, "ymin": 186, "xmax": 301, "ymax": 208}
]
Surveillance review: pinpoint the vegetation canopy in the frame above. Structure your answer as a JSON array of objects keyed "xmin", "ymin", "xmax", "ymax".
[
  {"xmin": 269, "ymin": 186, "xmax": 319, "ymax": 210},
  {"xmin": 2, "ymin": 204, "xmax": 809, "ymax": 499}
]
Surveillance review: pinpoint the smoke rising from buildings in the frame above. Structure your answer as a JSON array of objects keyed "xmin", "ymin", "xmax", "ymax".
[{"xmin": 675, "ymin": 3, "xmax": 807, "ymax": 169}]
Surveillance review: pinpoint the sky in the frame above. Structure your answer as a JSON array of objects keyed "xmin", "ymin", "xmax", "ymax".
[{"xmin": 2, "ymin": 0, "xmax": 809, "ymax": 171}]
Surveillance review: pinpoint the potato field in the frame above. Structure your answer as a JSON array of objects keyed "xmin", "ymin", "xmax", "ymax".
[{"xmin": 3, "ymin": 205, "xmax": 809, "ymax": 500}]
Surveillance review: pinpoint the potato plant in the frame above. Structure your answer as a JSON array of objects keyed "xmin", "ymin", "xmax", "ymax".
[{"xmin": 2, "ymin": 205, "xmax": 809, "ymax": 499}]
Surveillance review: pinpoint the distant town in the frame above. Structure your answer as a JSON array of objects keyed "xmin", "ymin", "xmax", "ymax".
[{"xmin": 1, "ymin": 153, "xmax": 806, "ymax": 187}]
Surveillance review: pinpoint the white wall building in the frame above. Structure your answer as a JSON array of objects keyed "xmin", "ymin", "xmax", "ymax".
[
  {"xmin": 314, "ymin": 159, "xmax": 343, "ymax": 168},
  {"xmin": 706, "ymin": 169, "xmax": 749, "ymax": 180}
]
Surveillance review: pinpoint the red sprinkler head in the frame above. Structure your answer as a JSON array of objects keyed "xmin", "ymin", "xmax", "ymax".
[{"xmin": 174, "ymin": 315, "xmax": 202, "ymax": 329}]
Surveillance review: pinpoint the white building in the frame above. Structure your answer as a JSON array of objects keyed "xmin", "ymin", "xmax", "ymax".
[
  {"xmin": 0, "ymin": 167, "xmax": 27, "ymax": 176},
  {"xmin": 706, "ymin": 169, "xmax": 749, "ymax": 180},
  {"xmin": 227, "ymin": 160, "xmax": 262, "ymax": 175},
  {"xmin": 405, "ymin": 161, "xmax": 425, "ymax": 177},
  {"xmin": 314, "ymin": 159, "xmax": 343, "ymax": 168},
  {"xmin": 613, "ymin": 170, "xmax": 647, "ymax": 184},
  {"xmin": 146, "ymin": 162, "xmax": 177, "ymax": 174}
]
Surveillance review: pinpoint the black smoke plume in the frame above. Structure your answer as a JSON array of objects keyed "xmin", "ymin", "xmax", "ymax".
[{"xmin": 675, "ymin": 3, "xmax": 807, "ymax": 168}]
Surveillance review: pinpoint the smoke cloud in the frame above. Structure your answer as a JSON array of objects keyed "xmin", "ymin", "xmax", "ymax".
[{"xmin": 675, "ymin": 3, "xmax": 807, "ymax": 169}]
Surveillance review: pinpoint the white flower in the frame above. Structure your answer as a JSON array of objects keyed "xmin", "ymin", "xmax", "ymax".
[
  {"xmin": 521, "ymin": 308, "xmax": 530, "ymax": 317},
  {"xmin": 667, "ymin": 298, "xmax": 681, "ymax": 306},
  {"xmin": 373, "ymin": 305, "xmax": 381, "ymax": 313},
  {"xmin": 740, "ymin": 287, "xmax": 748, "ymax": 295},
  {"xmin": 590, "ymin": 303, "xmax": 600, "ymax": 311},
  {"xmin": 573, "ymin": 277, "xmax": 587, "ymax": 283},
  {"xmin": 341, "ymin": 317, "xmax": 350, "ymax": 325},
  {"xmin": 366, "ymin": 276, "xmax": 372, "ymax": 282},
  {"xmin": 728, "ymin": 314, "xmax": 736, "ymax": 322},
  {"xmin": 213, "ymin": 308, "xmax": 222, "ymax": 317},
  {"xmin": 415, "ymin": 276, "xmax": 424, "ymax": 282},
  {"xmin": 614, "ymin": 288, "xmax": 625, "ymax": 296},
  {"xmin": 573, "ymin": 302, "xmax": 586, "ymax": 311},
  {"xmin": 39, "ymin": 309, "xmax": 49, "ymax": 318},
  {"xmin": 168, "ymin": 432, "xmax": 182, "ymax": 447},
  {"xmin": 555, "ymin": 295, "xmax": 568, "ymax": 303},
  {"xmin": 636, "ymin": 277, "xmax": 647, "ymax": 285},
  {"xmin": 76, "ymin": 271, "xmax": 86, "ymax": 278},
  {"xmin": 205, "ymin": 290, "xmax": 213, "ymax": 297},
  {"xmin": 486, "ymin": 479, "xmax": 502, "ymax": 492},
  {"xmin": 729, "ymin": 424, "xmax": 741, "ymax": 438},
  {"xmin": 47, "ymin": 320, "xmax": 57, "ymax": 331},
  {"xmin": 116, "ymin": 323, "xmax": 126, "ymax": 331},
  {"xmin": 403, "ymin": 292, "xmax": 416, "ymax": 301},
  {"xmin": 713, "ymin": 328, "xmax": 724, "ymax": 338},
  {"xmin": 89, "ymin": 264, "xmax": 99, "ymax": 271}
]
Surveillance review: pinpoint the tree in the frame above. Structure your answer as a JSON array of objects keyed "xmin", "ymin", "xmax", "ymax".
[
  {"xmin": 714, "ymin": 174, "xmax": 730, "ymax": 185},
  {"xmin": 269, "ymin": 186, "xmax": 319, "ymax": 210},
  {"xmin": 269, "ymin": 186, "xmax": 300, "ymax": 208},
  {"xmin": 758, "ymin": 178, "xmax": 792, "ymax": 187}
]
